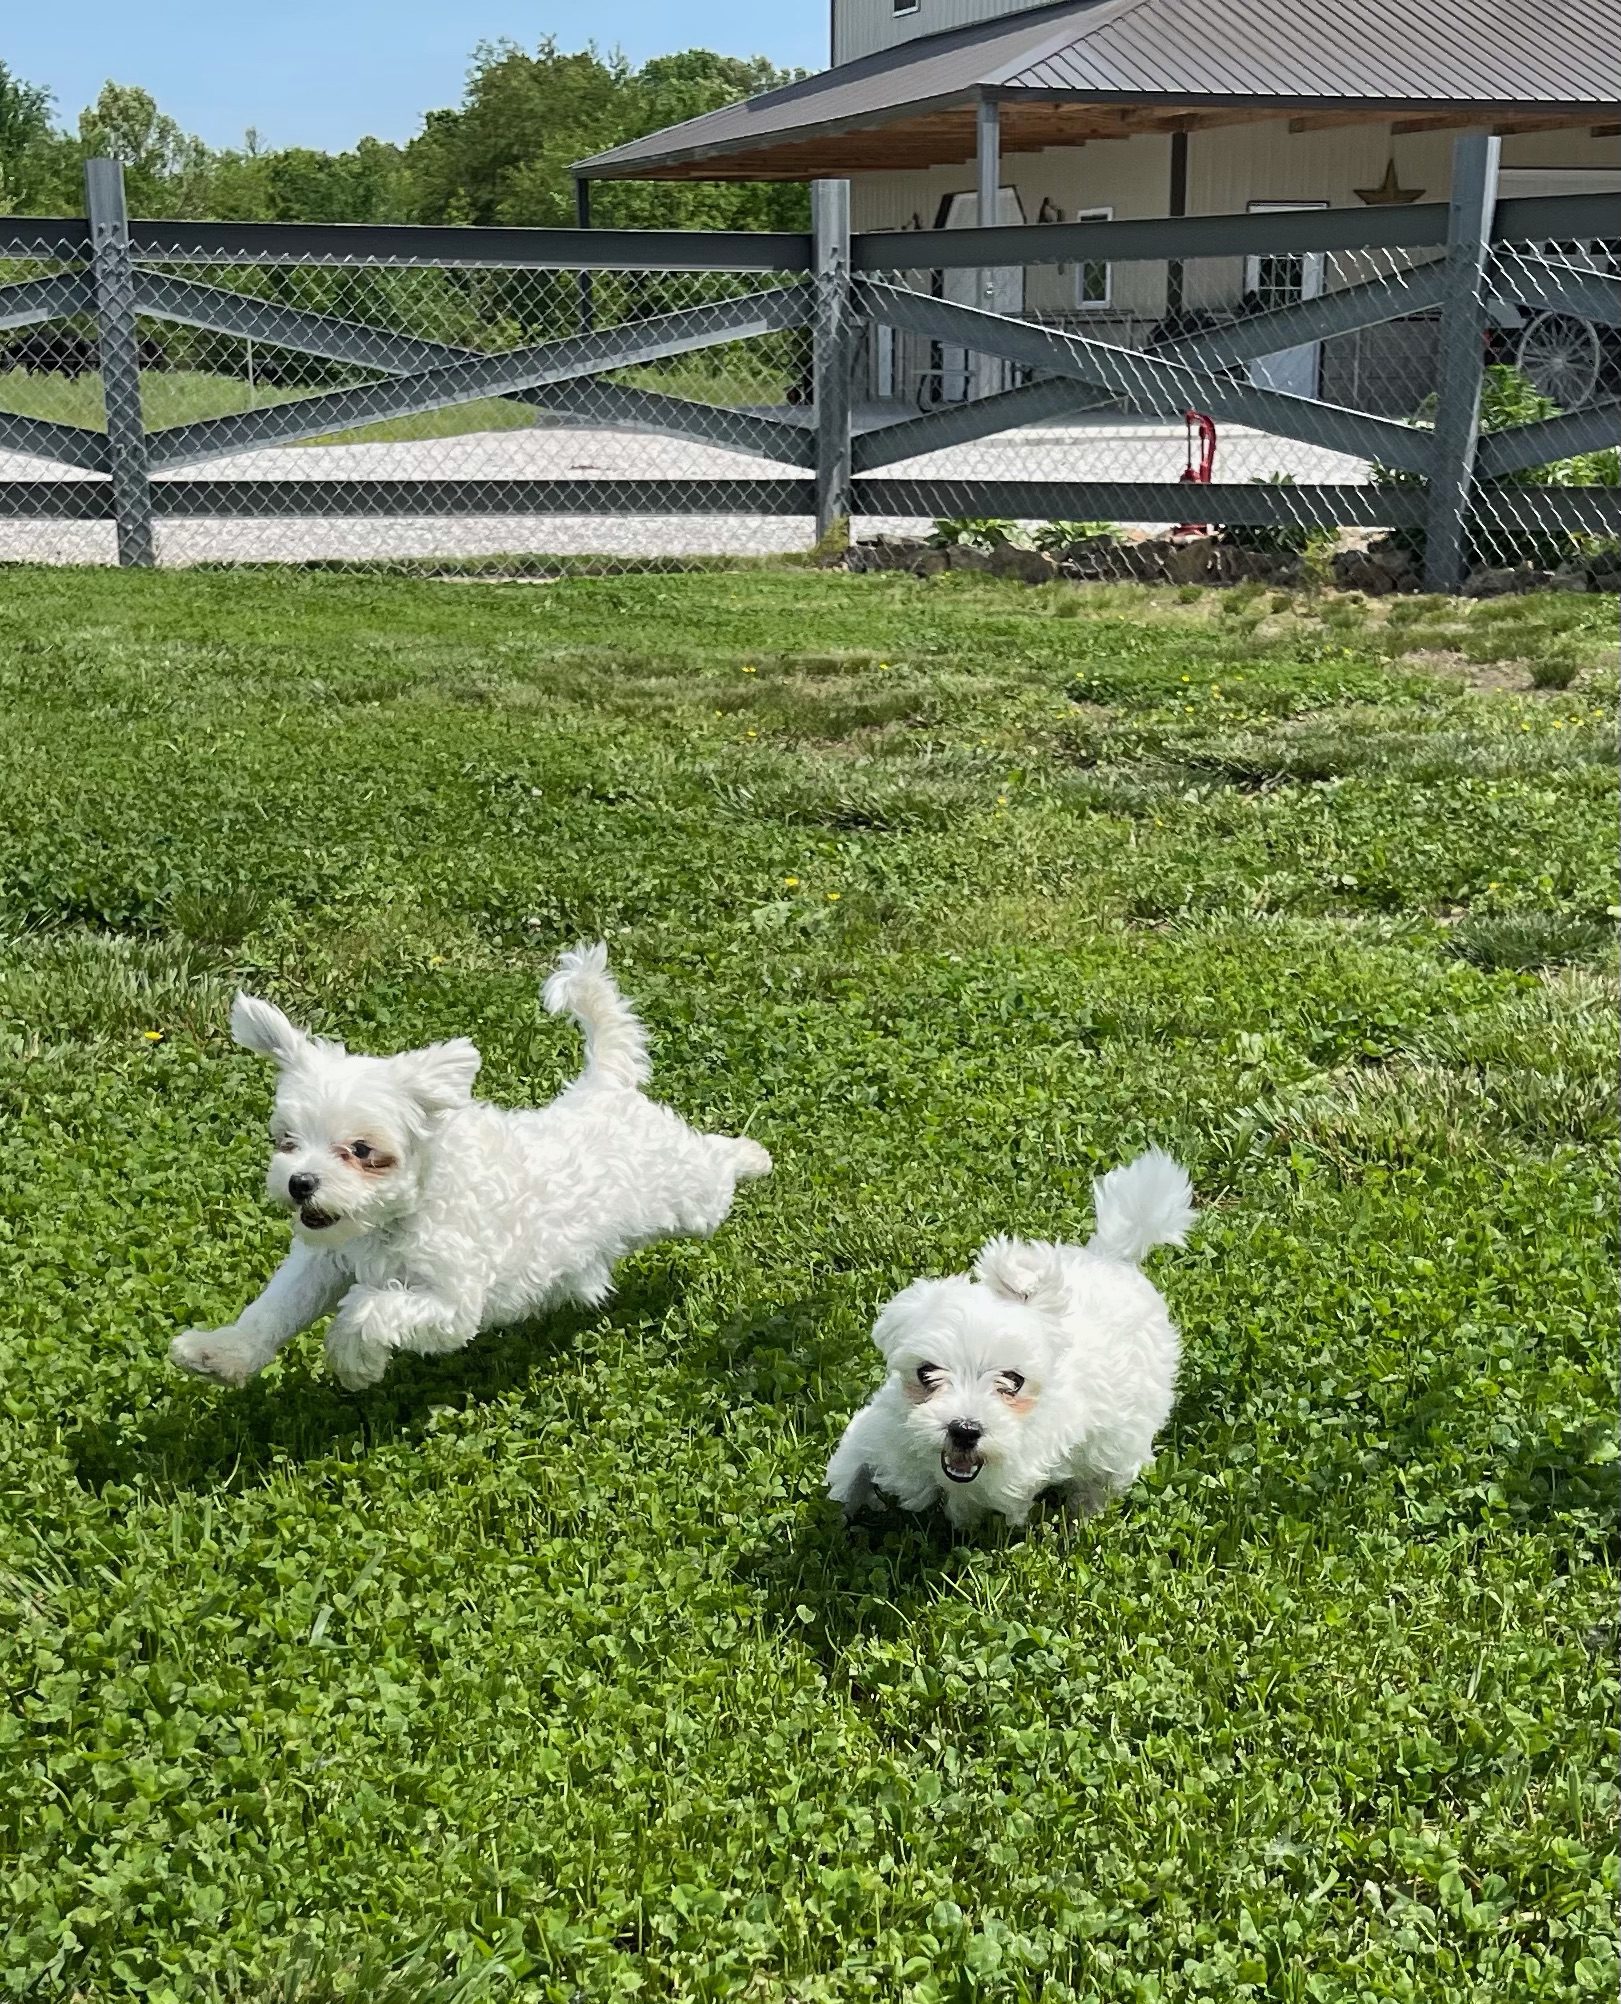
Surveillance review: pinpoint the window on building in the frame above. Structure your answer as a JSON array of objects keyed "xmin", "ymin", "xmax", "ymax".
[
  {"xmin": 893, "ymin": 0, "xmax": 920, "ymax": 15},
  {"xmin": 1074, "ymin": 206, "xmax": 1112, "ymax": 308}
]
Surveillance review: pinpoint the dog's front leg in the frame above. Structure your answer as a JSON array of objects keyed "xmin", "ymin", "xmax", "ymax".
[
  {"xmin": 324, "ymin": 1285, "xmax": 482, "ymax": 1390},
  {"xmin": 170, "ymin": 1243, "xmax": 346, "ymax": 1387}
]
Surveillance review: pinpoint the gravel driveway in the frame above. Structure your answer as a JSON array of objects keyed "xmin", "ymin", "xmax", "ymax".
[{"xmin": 0, "ymin": 407, "xmax": 1370, "ymax": 566}]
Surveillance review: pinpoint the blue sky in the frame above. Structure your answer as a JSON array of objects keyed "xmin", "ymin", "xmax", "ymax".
[{"xmin": 8, "ymin": 3, "xmax": 829, "ymax": 151}]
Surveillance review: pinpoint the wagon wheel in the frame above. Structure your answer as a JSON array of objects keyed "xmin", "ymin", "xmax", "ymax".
[{"xmin": 1515, "ymin": 311, "xmax": 1602, "ymax": 408}]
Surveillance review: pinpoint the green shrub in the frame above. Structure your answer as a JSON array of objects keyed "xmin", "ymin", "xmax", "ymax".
[
  {"xmin": 928, "ymin": 516, "xmax": 1020, "ymax": 551},
  {"xmin": 1032, "ymin": 519, "xmax": 1119, "ymax": 553}
]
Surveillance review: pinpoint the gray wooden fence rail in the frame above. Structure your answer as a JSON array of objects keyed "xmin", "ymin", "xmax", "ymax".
[{"xmin": 1, "ymin": 149, "xmax": 1616, "ymax": 585}]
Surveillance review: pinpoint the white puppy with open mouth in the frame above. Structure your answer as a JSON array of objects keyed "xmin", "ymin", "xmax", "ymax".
[
  {"xmin": 170, "ymin": 944, "xmax": 770, "ymax": 1390},
  {"xmin": 827, "ymin": 1150, "xmax": 1195, "ymax": 1528}
]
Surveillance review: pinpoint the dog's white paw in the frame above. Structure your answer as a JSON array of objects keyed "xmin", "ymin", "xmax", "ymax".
[
  {"xmin": 169, "ymin": 1327, "xmax": 261, "ymax": 1387},
  {"xmin": 324, "ymin": 1323, "xmax": 392, "ymax": 1391}
]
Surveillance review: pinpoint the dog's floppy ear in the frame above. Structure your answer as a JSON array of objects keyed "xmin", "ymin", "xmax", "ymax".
[
  {"xmin": 870, "ymin": 1277, "xmax": 947, "ymax": 1362},
  {"xmin": 390, "ymin": 1038, "xmax": 482, "ymax": 1115},
  {"xmin": 230, "ymin": 991, "xmax": 313, "ymax": 1067},
  {"xmin": 973, "ymin": 1236, "xmax": 1069, "ymax": 1315}
]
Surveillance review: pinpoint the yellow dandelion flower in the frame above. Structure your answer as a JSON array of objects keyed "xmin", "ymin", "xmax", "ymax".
[
  {"xmin": 825, "ymin": 891, "xmax": 841, "ymax": 902},
  {"xmin": 143, "ymin": 1029, "xmax": 163, "ymax": 1042},
  {"xmin": 742, "ymin": 664, "xmax": 757, "ymax": 674},
  {"xmin": 784, "ymin": 876, "xmax": 800, "ymax": 888}
]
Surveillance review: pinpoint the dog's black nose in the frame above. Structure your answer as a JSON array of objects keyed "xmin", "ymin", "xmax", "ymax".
[
  {"xmin": 288, "ymin": 1172, "xmax": 320, "ymax": 1204},
  {"xmin": 946, "ymin": 1419, "xmax": 983, "ymax": 1449}
]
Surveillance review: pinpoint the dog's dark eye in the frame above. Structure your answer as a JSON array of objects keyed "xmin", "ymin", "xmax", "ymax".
[
  {"xmin": 274, "ymin": 1137, "xmax": 296, "ymax": 1154},
  {"xmin": 916, "ymin": 1364, "xmax": 942, "ymax": 1388},
  {"xmin": 999, "ymin": 1371, "xmax": 1026, "ymax": 1396},
  {"xmin": 350, "ymin": 1140, "xmax": 374, "ymax": 1161}
]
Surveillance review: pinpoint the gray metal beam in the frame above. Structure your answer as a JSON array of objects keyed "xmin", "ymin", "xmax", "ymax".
[
  {"xmin": 0, "ymin": 218, "xmax": 91, "ymax": 259},
  {"xmin": 852, "ymin": 478, "xmax": 1427, "ymax": 527},
  {"xmin": 1475, "ymin": 399, "xmax": 1621, "ymax": 478},
  {"xmin": 854, "ymin": 377, "xmax": 1116, "ymax": 474},
  {"xmin": 853, "ymin": 204, "xmax": 1455, "ymax": 273},
  {"xmin": 1492, "ymin": 193, "xmax": 1620, "ymax": 244},
  {"xmin": 148, "ymin": 477, "xmax": 816, "ymax": 517},
  {"xmin": 132, "ymin": 271, "xmax": 813, "ymax": 466},
  {"xmin": 85, "ymin": 159, "xmax": 155, "ymax": 566},
  {"xmin": 125, "ymin": 218, "xmax": 812, "ymax": 271},
  {"xmin": 812, "ymin": 179, "xmax": 854, "ymax": 544},
  {"xmin": 7, "ymin": 476, "xmax": 1607, "ymax": 535},
  {"xmin": 132, "ymin": 270, "xmax": 457, "ymax": 373},
  {"xmin": 1424, "ymin": 132, "xmax": 1500, "ymax": 591},
  {"xmin": 0, "ymin": 408, "xmax": 110, "ymax": 472},
  {"xmin": 1164, "ymin": 263, "xmax": 1449, "ymax": 369},
  {"xmin": 855, "ymin": 278, "xmax": 1435, "ymax": 471},
  {"xmin": 0, "ymin": 272, "xmax": 94, "ymax": 333},
  {"xmin": 852, "ymin": 191, "xmax": 1620, "ymax": 275},
  {"xmin": 536, "ymin": 380, "xmax": 814, "ymax": 466},
  {"xmin": 145, "ymin": 284, "xmax": 812, "ymax": 469},
  {"xmin": 0, "ymin": 477, "xmax": 818, "ymax": 519},
  {"xmin": 1488, "ymin": 250, "xmax": 1621, "ymax": 329},
  {"xmin": 0, "ymin": 480, "xmax": 112, "ymax": 517},
  {"xmin": 1470, "ymin": 485, "xmax": 1621, "ymax": 535}
]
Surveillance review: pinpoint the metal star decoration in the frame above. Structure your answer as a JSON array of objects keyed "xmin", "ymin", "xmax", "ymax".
[{"xmin": 1356, "ymin": 159, "xmax": 1424, "ymax": 205}]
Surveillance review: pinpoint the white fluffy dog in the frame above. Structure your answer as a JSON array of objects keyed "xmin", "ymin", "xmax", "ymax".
[
  {"xmin": 827, "ymin": 1150, "xmax": 1195, "ymax": 1528},
  {"xmin": 170, "ymin": 944, "xmax": 771, "ymax": 1391}
]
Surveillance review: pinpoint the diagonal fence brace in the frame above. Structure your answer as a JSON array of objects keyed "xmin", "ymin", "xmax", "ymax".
[
  {"xmin": 854, "ymin": 262, "xmax": 1449, "ymax": 473},
  {"xmin": 0, "ymin": 271, "xmax": 95, "ymax": 333},
  {"xmin": 145, "ymin": 282, "xmax": 813, "ymax": 470},
  {"xmin": 131, "ymin": 270, "xmax": 813, "ymax": 468},
  {"xmin": 1475, "ymin": 398, "xmax": 1621, "ymax": 478},
  {"xmin": 855, "ymin": 278, "xmax": 1436, "ymax": 472}
]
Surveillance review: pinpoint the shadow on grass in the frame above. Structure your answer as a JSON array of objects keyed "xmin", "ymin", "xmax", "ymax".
[{"xmin": 69, "ymin": 1271, "xmax": 683, "ymax": 1497}]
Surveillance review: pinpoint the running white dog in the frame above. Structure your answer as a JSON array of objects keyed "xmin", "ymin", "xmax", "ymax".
[
  {"xmin": 170, "ymin": 945, "xmax": 771, "ymax": 1390},
  {"xmin": 827, "ymin": 1150, "xmax": 1195, "ymax": 1527}
]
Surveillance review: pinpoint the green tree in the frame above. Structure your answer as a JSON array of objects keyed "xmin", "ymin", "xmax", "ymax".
[
  {"xmin": 0, "ymin": 60, "xmax": 59, "ymax": 213},
  {"xmin": 75, "ymin": 82, "xmax": 214, "ymax": 216}
]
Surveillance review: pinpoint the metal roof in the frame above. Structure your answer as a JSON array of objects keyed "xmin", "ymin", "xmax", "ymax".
[{"xmin": 576, "ymin": 0, "xmax": 1621, "ymax": 179}]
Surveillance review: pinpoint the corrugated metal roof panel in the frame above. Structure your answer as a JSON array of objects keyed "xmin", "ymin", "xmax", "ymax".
[
  {"xmin": 1009, "ymin": 0, "xmax": 1620, "ymax": 100},
  {"xmin": 578, "ymin": 0, "xmax": 1621, "ymax": 176}
]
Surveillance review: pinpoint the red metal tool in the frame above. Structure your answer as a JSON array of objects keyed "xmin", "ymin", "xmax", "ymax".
[{"xmin": 1172, "ymin": 409, "xmax": 1217, "ymax": 538}]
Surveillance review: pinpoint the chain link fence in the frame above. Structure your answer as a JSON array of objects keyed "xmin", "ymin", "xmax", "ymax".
[
  {"xmin": 1, "ymin": 164, "xmax": 1615, "ymax": 584},
  {"xmin": 848, "ymin": 219, "xmax": 1618, "ymax": 585}
]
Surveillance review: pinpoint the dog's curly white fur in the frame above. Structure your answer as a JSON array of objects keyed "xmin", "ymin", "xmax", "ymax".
[
  {"xmin": 170, "ymin": 944, "xmax": 770, "ymax": 1390},
  {"xmin": 827, "ymin": 1150, "xmax": 1194, "ymax": 1528}
]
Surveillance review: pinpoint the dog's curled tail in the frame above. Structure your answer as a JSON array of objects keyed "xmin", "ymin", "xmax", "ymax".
[
  {"xmin": 1088, "ymin": 1148, "xmax": 1196, "ymax": 1265},
  {"xmin": 543, "ymin": 942, "xmax": 651, "ymax": 1090}
]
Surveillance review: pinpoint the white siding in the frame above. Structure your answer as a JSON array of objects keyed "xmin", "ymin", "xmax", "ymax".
[{"xmin": 834, "ymin": 0, "xmax": 1054, "ymax": 64}]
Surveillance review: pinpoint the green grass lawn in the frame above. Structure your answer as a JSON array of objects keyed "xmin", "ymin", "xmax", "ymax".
[{"xmin": 0, "ymin": 568, "xmax": 1615, "ymax": 2004}]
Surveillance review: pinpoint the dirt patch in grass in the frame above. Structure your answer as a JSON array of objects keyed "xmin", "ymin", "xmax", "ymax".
[{"xmin": 1401, "ymin": 649, "xmax": 1535, "ymax": 693}]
